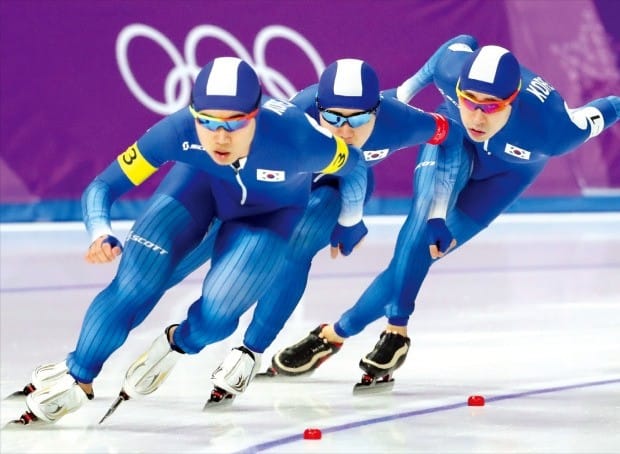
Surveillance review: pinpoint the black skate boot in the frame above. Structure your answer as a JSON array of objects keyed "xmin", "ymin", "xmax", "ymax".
[
  {"xmin": 270, "ymin": 325, "xmax": 342, "ymax": 376},
  {"xmin": 354, "ymin": 331, "xmax": 410, "ymax": 394}
]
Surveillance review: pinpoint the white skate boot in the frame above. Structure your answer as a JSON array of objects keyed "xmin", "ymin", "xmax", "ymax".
[
  {"xmin": 7, "ymin": 361, "xmax": 69, "ymax": 400},
  {"xmin": 31, "ymin": 361, "xmax": 70, "ymax": 389},
  {"xmin": 99, "ymin": 326, "xmax": 183, "ymax": 424},
  {"xmin": 123, "ymin": 330, "xmax": 182, "ymax": 398},
  {"xmin": 205, "ymin": 346, "xmax": 261, "ymax": 409},
  {"xmin": 16, "ymin": 373, "xmax": 92, "ymax": 425}
]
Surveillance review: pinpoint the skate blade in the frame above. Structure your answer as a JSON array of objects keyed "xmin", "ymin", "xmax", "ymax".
[
  {"xmin": 3, "ymin": 419, "xmax": 50, "ymax": 429},
  {"xmin": 254, "ymin": 366, "xmax": 316, "ymax": 381},
  {"xmin": 3, "ymin": 390, "xmax": 27, "ymax": 401},
  {"xmin": 99, "ymin": 391, "xmax": 130, "ymax": 424},
  {"xmin": 3, "ymin": 411, "xmax": 49, "ymax": 429},
  {"xmin": 4, "ymin": 383, "xmax": 36, "ymax": 401},
  {"xmin": 203, "ymin": 391, "xmax": 236, "ymax": 411},
  {"xmin": 253, "ymin": 367, "xmax": 286, "ymax": 381},
  {"xmin": 352, "ymin": 377, "xmax": 395, "ymax": 395}
]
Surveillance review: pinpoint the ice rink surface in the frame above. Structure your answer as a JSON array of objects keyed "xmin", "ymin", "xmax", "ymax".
[{"xmin": 1, "ymin": 213, "xmax": 619, "ymax": 453}]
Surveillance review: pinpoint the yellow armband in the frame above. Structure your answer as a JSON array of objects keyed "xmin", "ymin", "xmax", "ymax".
[
  {"xmin": 319, "ymin": 136, "xmax": 349, "ymax": 174},
  {"xmin": 117, "ymin": 142, "xmax": 157, "ymax": 186}
]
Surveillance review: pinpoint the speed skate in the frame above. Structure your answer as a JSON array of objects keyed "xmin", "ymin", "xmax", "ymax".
[{"xmin": 353, "ymin": 373, "xmax": 395, "ymax": 394}]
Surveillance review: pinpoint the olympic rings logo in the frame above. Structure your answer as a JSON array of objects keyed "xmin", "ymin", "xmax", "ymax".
[{"xmin": 116, "ymin": 23, "xmax": 326, "ymax": 115}]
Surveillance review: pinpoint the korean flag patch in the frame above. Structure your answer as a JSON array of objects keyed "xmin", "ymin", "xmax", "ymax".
[
  {"xmin": 257, "ymin": 168, "xmax": 285, "ymax": 182},
  {"xmin": 363, "ymin": 149, "xmax": 389, "ymax": 161},
  {"xmin": 504, "ymin": 143, "xmax": 531, "ymax": 160}
]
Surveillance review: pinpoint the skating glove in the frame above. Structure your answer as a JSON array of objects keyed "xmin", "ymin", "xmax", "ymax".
[
  {"xmin": 102, "ymin": 235, "xmax": 123, "ymax": 252},
  {"xmin": 85, "ymin": 234, "xmax": 123, "ymax": 263},
  {"xmin": 330, "ymin": 220, "xmax": 368, "ymax": 256},
  {"xmin": 426, "ymin": 218, "xmax": 453, "ymax": 253}
]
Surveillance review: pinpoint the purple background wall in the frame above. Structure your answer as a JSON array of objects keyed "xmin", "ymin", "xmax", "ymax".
[{"xmin": 1, "ymin": 0, "xmax": 619, "ymax": 221}]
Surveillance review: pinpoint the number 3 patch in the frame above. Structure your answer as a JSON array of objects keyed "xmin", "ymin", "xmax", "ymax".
[{"xmin": 117, "ymin": 142, "xmax": 157, "ymax": 185}]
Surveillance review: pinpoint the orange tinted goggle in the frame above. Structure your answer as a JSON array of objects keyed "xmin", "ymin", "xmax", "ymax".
[
  {"xmin": 456, "ymin": 79, "xmax": 521, "ymax": 114},
  {"xmin": 189, "ymin": 105, "xmax": 258, "ymax": 132}
]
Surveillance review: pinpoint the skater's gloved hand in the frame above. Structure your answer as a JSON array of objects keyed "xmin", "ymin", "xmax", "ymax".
[
  {"xmin": 330, "ymin": 220, "xmax": 368, "ymax": 258},
  {"xmin": 426, "ymin": 218, "xmax": 456, "ymax": 259},
  {"xmin": 85, "ymin": 234, "xmax": 123, "ymax": 264}
]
